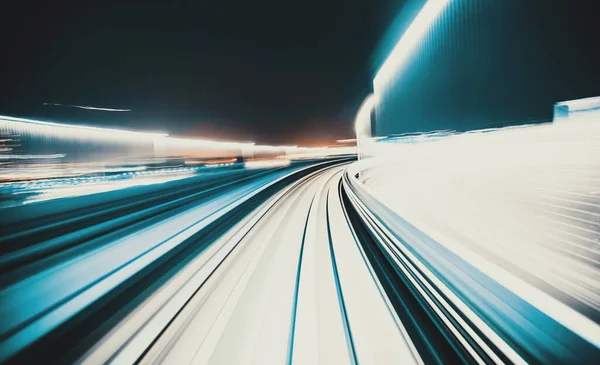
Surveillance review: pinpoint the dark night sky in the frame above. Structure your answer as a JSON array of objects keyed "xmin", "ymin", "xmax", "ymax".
[{"xmin": 0, "ymin": 0, "xmax": 404, "ymax": 146}]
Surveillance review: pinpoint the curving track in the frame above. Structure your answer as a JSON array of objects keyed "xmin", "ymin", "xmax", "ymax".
[{"xmin": 1, "ymin": 158, "xmax": 599, "ymax": 364}]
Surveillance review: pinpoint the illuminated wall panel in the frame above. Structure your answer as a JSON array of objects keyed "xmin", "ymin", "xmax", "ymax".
[{"xmin": 373, "ymin": 0, "xmax": 600, "ymax": 137}]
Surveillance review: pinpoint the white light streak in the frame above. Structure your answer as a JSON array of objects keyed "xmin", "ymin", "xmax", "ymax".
[
  {"xmin": 373, "ymin": 0, "xmax": 451, "ymax": 92},
  {"xmin": 355, "ymin": 94, "xmax": 380, "ymax": 161},
  {"xmin": 23, "ymin": 173, "xmax": 194, "ymax": 204},
  {"xmin": 0, "ymin": 115, "xmax": 168, "ymax": 143},
  {"xmin": 0, "ymin": 114, "xmax": 325, "ymax": 167},
  {"xmin": 555, "ymin": 96, "xmax": 600, "ymax": 112},
  {"xmin": 0, "ymin": 154, "xmax": 66, "ymax": 160},
  {"xmin": 355, "ymin": 94, "xmax": 379, "ymax": 137},
  {"xmin": 244, "ymin": 159, "xmax": 291, "ymax": 169},
  {"xmin": 43, "ymin": 103, "xmax": 131, "ymax": 112}
]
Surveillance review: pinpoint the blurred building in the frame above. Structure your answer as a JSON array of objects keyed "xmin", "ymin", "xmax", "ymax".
[
  {"xmin": 0, "ymin": 116, "xmax": 162, "ymax": 166},
  {"xmin": 0, "ymin": 115, "xmax": 320, "ymax": 175},
  {"xmin": 370, "ymin": 0, "xmax": 600, "ymax": 138}
]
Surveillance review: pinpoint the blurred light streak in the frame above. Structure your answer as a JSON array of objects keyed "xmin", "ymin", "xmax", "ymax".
[
  {"xmin": 354, "ymin": 94, "xmax": 379, "ymax": 138},
  {"xmin": 0, "ymin": 154, "xmax": 65, "ymax": 160},
  {"xmin": 244, "ymin": 159, "xmax": 291, "ymax": 169},
  {"xmin": 22, "ymin": 172, "xmax": 196, "ymax": 204},
  {"xmin": 355, "ymin": 94, "xmax": 379, "ymax": 161},
  {"xmin": 373, "ymin": 0, "xmax": 451, "ymax": 92},
  {"xmin": 352, "ymin": 118, "xmax": 600, "ymax": 351},
  {"xmin": 43, "ymin": 103, "xmax": 132, "ymax": 112},
  {"xmin": 161, "ymin": 137, "xmax": 254, "ymax": 150},
  {"xmin": 0, "ymin": 115, "xmax": 168, "ymax": 142},
  {"xmin": 0, "ymin": 114, "xmax": 326, "ymax": 184},
  {"xmin": 287, "ymin": 146, "xmax": 356, "ymax": 160}
]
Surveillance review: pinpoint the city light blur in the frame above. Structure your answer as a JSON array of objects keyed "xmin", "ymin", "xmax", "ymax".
[{"xmin": 1, "ymin": 0, "xmax": 599, "ymax": 364}]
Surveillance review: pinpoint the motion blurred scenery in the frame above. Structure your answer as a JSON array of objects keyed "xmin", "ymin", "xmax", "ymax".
[{"xmin": 1, "ymin": 0, "xmax": 600, "ymax": 364}]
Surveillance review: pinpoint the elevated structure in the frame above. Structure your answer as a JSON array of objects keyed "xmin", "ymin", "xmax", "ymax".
[{"xmin": 366, "ymin": 0, "xmax": 600, "ymax": 140}]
